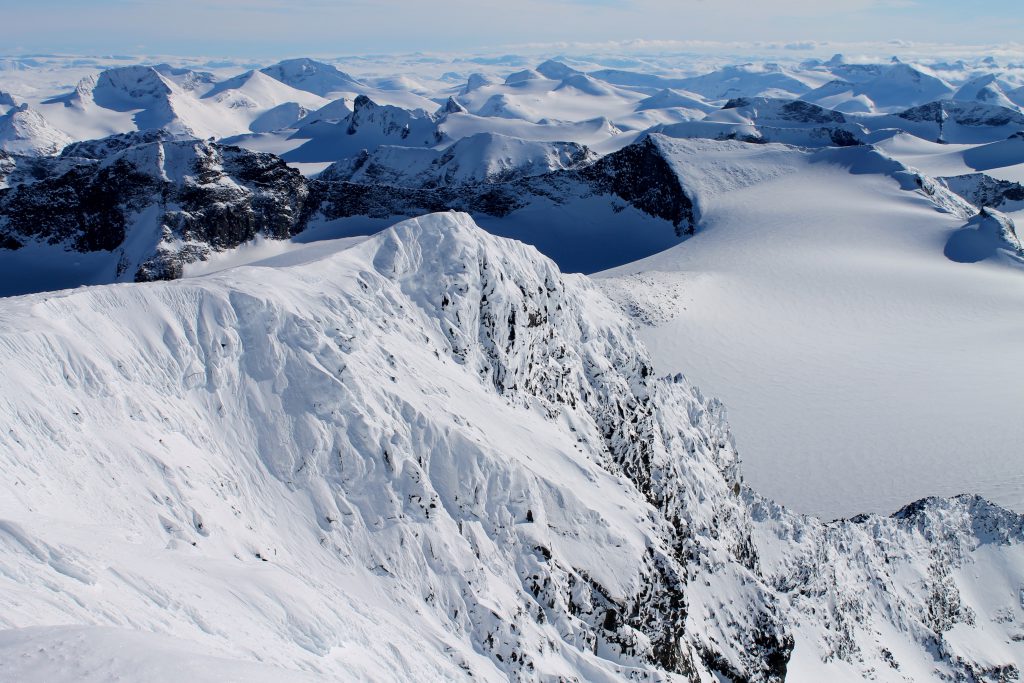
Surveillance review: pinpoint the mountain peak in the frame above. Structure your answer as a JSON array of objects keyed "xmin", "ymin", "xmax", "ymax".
[
  {"xmin": 437, "ymin": 96, "xmax": 466, "ymax": 115},
  {"xmin": 260, "ymin": 58, "xmax": 363, "ymax": 96},
  {"xmin": 0, "ymin": 103, "xmax": 71, "ymax": 156},
  {"xmin": 536, "ymin": 59, "xmax": 581, "ymax": 80}
]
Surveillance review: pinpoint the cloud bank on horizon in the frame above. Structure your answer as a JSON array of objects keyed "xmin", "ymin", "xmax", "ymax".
[{"xmin": 1, "ymin": 0, "xmax": 1022, "ymax": 57}]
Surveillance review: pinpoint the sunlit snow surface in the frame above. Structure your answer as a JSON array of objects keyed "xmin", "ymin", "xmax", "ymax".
[
  {"xmin": 598, "ymin": 138, "xmax": 1024, "ymax": 518},
  {"xmin": 2, "ymin": 213, "xmax": 1023, "ymax": 682}
]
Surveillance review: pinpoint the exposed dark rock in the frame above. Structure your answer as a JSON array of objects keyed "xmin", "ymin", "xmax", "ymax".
[
  {"xmin": 941, "ymin": 172, "xmax": 1024, "ymax": 211},
  {"xmin": 0, "ymin": 138, "xmax": 308, "ymax": 281},
  {"xmin": 1, "ymin": 131, "xmax": 695, "ymax": 284}
]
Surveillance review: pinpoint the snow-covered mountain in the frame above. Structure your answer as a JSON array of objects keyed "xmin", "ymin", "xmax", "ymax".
[
  {"xmin": 801, "ymin": 59, "xmax": 954, "ymax": 112},
  {"xmin": 0, "ymin": 127, "xmax": 1004, "ymax": 288},
  {"xmin": 0, "ymin": 136, "xmax": 307, "ymax": 292},
  {"xmin": 284, "ymin": 95, "xmax": 444, "ymax": 163},
  {"xmin": 4, "ymin": 51, "xmax": 1024, "ymax": 681},
  {"xmin": 200, "ymin": 69, "xmax": 328, "ymax": 131},
  {"xmin": 953, "ymin": 74, "xmax": 1023, "ymax": 112},
  {"xmin": 259, "ymin": 57, "xmax": 365, "ymax": 97},
  {"xmin": 0, "ymin": 131, "xmax": 693, "ymax": 288},
  {"xmin": 887, "ymin": 100, "xmax": 1024, "ymax": 143},
  {"xmin": 673, "ymin": 63, "xmax": 813, "ymax": 100},
  {"xmin": 318, "ymin": 132, "xmax": 596, "ymax": 187},
  {"xmin": 0, "ymin": 103, "xmax": 71, "ymax": 155},
  {"xmin": 1, "ymin": 212, "xmax": 1022, "ymax": 682}
]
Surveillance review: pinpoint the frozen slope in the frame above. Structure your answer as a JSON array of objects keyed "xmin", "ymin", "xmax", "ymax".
[
  {"xmin": 2, "ymin": 213, "xmax": 1022, "ymax": 681},
  {"xmin": 599, "ymin": 139, "xmax": 1024, "ymax": 519}
]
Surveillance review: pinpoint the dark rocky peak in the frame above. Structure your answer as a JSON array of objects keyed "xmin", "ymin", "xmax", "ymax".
[
  {"xmin": 899, "ymin": 100, "xmax": 1024, "ymax": 127},
  {"xmin": 577, "ymin": 135, "xmax": 695, "ymax": 234},
  {"xmin": 460, "ymin": 72, "xmax": 495, "ymax": 95},
  {"xmin": 940, "ymin": 172, "xmax": 1024, "ymax": 212},
  {"xmin": 504, "ymin": 69, "xmax": 545, "ymax": 86},
  {"xmin": 722, "ymin": 97, "xmax": 847, "ymax": 124},
  {"xmin": 0, "ymin": 133, "xmax": 309, "ymax": 282},
  {"xmin": 351, "ymin": 93, "xmax": 375, "ymax": 112},
  {"xmin": 436, "ymin": 96, "xmax": 466, "ymax": 116}
]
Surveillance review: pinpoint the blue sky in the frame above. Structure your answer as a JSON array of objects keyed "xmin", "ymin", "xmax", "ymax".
[{"xmin": 0, "ymin": 0, "xmax": 1021, "ymax": 57}]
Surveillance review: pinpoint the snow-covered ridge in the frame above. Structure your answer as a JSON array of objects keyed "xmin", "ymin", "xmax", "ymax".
[
  {"xmin": 1, "ymin": 129, "xmax": 1007, "ymax": 294},
  {"xmin": 0, "ymin": 137, "xmax": 307, "ymax": 288},
  {"xmin": 259, "ymin": 57, "xmax": 365, "ymax": 97},
  {"xmin": 0, "ymin": 132, "xmax": 693, "ymax": 289},
  {"xmin": 0, "ymin": 212, "xmax": 1021, "ymax": 681},
  {"xmin": 0, "ymin": 103, "xmax": 71, "ymax": 155},
  {"xmin": 318, "ymin": 131, "xmax": 596, "ymax": 188}
]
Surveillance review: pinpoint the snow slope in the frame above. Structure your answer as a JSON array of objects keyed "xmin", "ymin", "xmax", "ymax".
[
  {"xmin": 1, "ymin": 212, "xmax": 1022, "ymax": 682},
  {"xmin": 200, "ymin": 69, "xmax": 328, "ymax": 132},
  {"xmin": 283, "ymin": 95, "xmax": 442, "ymax": 163},
  {"xmin": 599, "ymin": 138, "xmax": 1024, "ymax": 519},
  {"xmin": 801, "ymin": 61, "xmax": 954, "ymax": 113},
  {"xmin": 259, "ymin": 58, "xmax": 365, "ymax": 97},
  {"xmin": 319, "ymin": 132, "xmax": 595, "ymax": 187},
  {"xmin": 0, "ymin": 104, "xmax": 71, "ymax": 155}
]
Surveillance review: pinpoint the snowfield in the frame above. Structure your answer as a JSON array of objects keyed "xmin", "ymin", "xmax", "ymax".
[
  {"xmin": 4, "ymin": 49, "xmax": 1024, "ymax": 680},
  {"xmin": 599, "ymin": 137, "xmax": 1024, "ymax": 519},
  {"xmin": 1, "ymin": 213, "xmax": 1023, "ymax": 681}
]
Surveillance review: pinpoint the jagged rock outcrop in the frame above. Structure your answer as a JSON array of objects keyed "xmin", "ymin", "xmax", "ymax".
[
  {"xmin": 0, "ymin": 137, "xmax": 307, "ymax": 280},
  {"xmin": 1, "ymin": 212, "xmax": 1020, "ymax": 681},
  {"xmin": 318, "ymin": 132, "xmax": 595, "ymax": 188},
  {"xmin": 575, "ymin": 135, "xmax": 695, "ymax": 232},
  {"xmin": 941, "ymin": 172, "xmax": 1024, "ymax": 212},
  {"xmin": 309, "ymin": 134, "xmax": 695, "ymax": 235}
]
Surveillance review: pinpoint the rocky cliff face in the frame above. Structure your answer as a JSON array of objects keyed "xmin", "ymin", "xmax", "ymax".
[
  {"xmin": 0, "ymin": 136, "xmax": 308, "ymax": 281},
  {"xmin": 308, "ymin": 134, "xmax": 696, "ymax": 236},
  {"xmin": 941, "ymin": 172, "xmax": 1024, "ymax": 212},
  {"xmin": 0, "ymin": 132, "xmax": 695, "ymax": 284},
  {"xmin": 898, "ymin": 100, "xmax": 1024, "ymax": 128},
  {"xmin": 0, "ymin": 212, "xmax": 1020, "ymax": 682}
]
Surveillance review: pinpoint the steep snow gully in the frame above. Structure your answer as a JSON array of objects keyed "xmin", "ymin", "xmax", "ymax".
[{"xmin": 1, "ymin": 213, "xmax": 1022, "ymax": 682}]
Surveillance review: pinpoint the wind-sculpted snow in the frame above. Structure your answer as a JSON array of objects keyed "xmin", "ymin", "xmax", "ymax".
[
  {"xmin": 944, "ymin": 207, "xmax": 1024, "ymax": 264},
  {"xmin": 0, "ymin": 212, "xmax": 1022, "ymax": 681}
]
